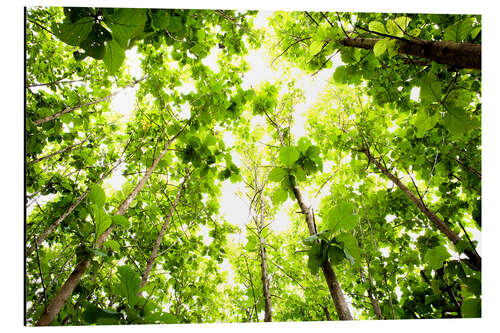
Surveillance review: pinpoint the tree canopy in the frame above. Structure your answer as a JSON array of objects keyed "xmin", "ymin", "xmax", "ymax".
[{"xmin": 24, "ymin": 5, "xmax": 482, "ymax": 327}]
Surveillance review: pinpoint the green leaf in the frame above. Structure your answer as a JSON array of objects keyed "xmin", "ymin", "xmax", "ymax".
[
  {"xmin": 103, "ymin": 39, "xmax": 125, "ymax": 74},
  {"xmin": 197, "ymin": 29, "xmax": 206, "ymax": 41},
  {"xmin": 151, "ymin": 10, "xmax": 169, "ymax": 30},
  {"xmin": 89, "ymin": 184, "xmax": 106, "ymax": 207},
  {"xmin": 104, "ymin": 239, "xmax": 120, "ymax": 252},
  {"xmin": 454, "ymin": 239, "xmax": 473, "ymax": 254},
  {"xmin": 444, "ymin": 18, "xmax": 475, "ymax": 42},
  {"xmin": 79, "ymin": 24, "xmax": 110, "ymax": 60},
  {"xmin": 112, "ymin": 214, "xmax": 130, "ymax": 228},
  {"xmin": 279, "ymin": 146, "xmax": 300, "ymax": 167},
  {"xmin": 442, "ymin": 105, "xmax": 478, "ymax": 135},
  {"xmin": 309, "ymin": 40, "xmax": 323, "ymax": 56},
  {"xmin": 93, "ymin": 207, "xmax": 112, "ymax": 239},
  {"xmin": 333, "ymin": 65, "xmax": 347, "ymax": 83},
  {"xmin": 52, "ymin": 17, "xmax": 94, "ymax": 46},
  {"xmin": 292, "ymin": 165, "xmax": 307, "ymax": 182},
  {"xmin": 246, "ymin": 235, "xmax": 257, "ymax": 250},
  {"xmin": 386, "ymin": 39, "xmax": 399, "ymax": 57},
  {"xmin": 463, "ymin": 277, "xmax": 481, "ymax": 296},
  {"xmin": 343, "ymin": 249, "xmax": 355, "ymax": 265},
  {"xmin": 297, "ymin": 137, "xmax": 312, "ymax": 154},
  {"xmin": 373, "ymin": 39, "xmax": 388, "ymax": 57},
  {"xmin": 271, "ymin": 188, "xmax": 288, "ymax": 205},
  {"xmin": 431, "ymin": 279, "xmax": 442, "ymax": 296},
  {"xmin": 161, "ymin": 313, "xmax": 179, "ymax": 324},
  {"xmin": 420, "ymin": 72, "xmax": 442, "ymax": 104},
  {"xmin": 328, "ymin": 245, "xmax": 345, "ymax": 265},
  {"xmin": 326, "ymin": 201, "xmax": 357, "ymax": 233},
  {"xmin": 115, "ymin": 265, "xmax": 142, "ymax": 306},
  {"xmin": 337, "ymin": 232, "xmax": 360, "ymax": 265},
  {"xmin": 386, "ymin": 20, "xmax": 404, "ymax": 37},
  {"xmin": 230, "ymin": 173, "xmax": 243, "ymax": 183},
  {"xmin": 307, "ymin": 242, "xmax": 323, "ymax": 275},
  {"xmin": 462, "ymin": 297, "xmax": 481, "ymax": 318},
  {"xmin": 82, "ymin": 303, "xmax": 122, "ymax": 324},
  {"xmin": 106, "ymin": 8, "xmax": 147, "ymax": 49},
  {"xmin": 88, "ymin": 247, "xmax": 108, "ymax": 257},
  {"xmin": 394, "ymin": 16, "xmax": 411, "ymax": 31},
  {"xmin": 413, "ymin": 111, "xmax": 439, "ymax": 138},
  {"xmin": 368, "ymin": 21, "xmax": 387, "ymax": 35},
  {"xmin": 168, "ymin": 15, "xmax": 183, "ymax": 33},
  {"xmin": 205, "ymin": 135, "xmax": 217, "ymax": 147},
  {"xmin": 423, "ymin": 246, "xmax": 450, "ymax": 269},
  {"xmin": 303, "ymin": 234, "xmax": 319, "ymax": 246},
  {"xmin": 268, "ymin": 167, "xmax": 288, "ymax": 182}
]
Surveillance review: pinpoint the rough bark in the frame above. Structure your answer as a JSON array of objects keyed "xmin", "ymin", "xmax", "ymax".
[
  {"xmin": 139, "ymin": 174, "xmax": 189, "ymax": 290},
  {"xmin": 290, "ymin": 179, "xmax": 353, "ymax": 320},
  {"xmin": 26, "ymin": 159, "xmax": 122, "ymax": 257},
  {"xmin": 362, "ymin": 148, "xmax": 481, "ymax": 270},
  {"xmin": 35, "ymin": 137, "xmax": 175, "ymax": 326},
  {"xmin": 340, "ymin": 38, "xmax": 481, "ymax": 70}
]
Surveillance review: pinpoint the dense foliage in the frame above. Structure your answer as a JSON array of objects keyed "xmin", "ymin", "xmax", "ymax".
[{"xmin": 25, "ymin": 6, "xmax": 481, "ymax": 326}]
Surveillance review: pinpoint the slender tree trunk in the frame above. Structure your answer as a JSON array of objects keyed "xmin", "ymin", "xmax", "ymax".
[
  {"xmin": 26, "ymin": 158, "xmax": 122, "ymax": 257},
  {"xmin": 290, "ymin": 178, "xmax": 353, "ymax": 320},
  {"xmin": 382, "ymin": 271, "xmax": 396, "ymax": 319},
  {"xmin": 456, "ymin": 157, "xmax": 481, "ymax": 180},
  {"xmin": 264, "ymin": 108, "xmax": 352, "ymax": 320},
  {"xmin": 257, "ymin": 190, "xmax": 272, "ymax": 322},
  {"xmin": 357, "ymin": 222, "xmax": 383, "ymax": 319},
  {"xmin": 28, "ymin": 78, "xmax": 86, "ymax": 88},
  {"xmin": 139, "ymin": 174, "xmax": 189, "ymax": 290},
  {"xmin": 33, "ymin": 92, "xmax": 119, "ymax": 126},
  {"xmin": 319, "ymin": 304, "xmax": 332, "ymax": 321},
  {"xmin": 35, "ymin": 135, "xmax": 177, "ymax": 326},
  {"xmin": 32, "ymin": 77, "xmax": 145, "ymax": 126},
  {"xmin": 340, "ymin": 38, "xmax": 481, "ymax": 70},
  {"xmin": 28, "ymin": 135, "xmax": 90, "ymax": 165},
  {"xmin": 361, "ymin": 148, "xmax": 481, "ymax": 270},
  {"xmin": 359, "ymin": 268, "xmax": 383, "ymax": 320},
  {"xmin": 243, "ymin": 255, "xmax": 259, "ymax": 322}
]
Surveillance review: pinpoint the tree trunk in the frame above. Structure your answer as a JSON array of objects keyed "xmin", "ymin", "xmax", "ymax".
[
  {"xmin": 290, "ymin": 179, "xmax": 353, "ymax": 320},
  {"xmin": 359, "ymin": 268, "xmax": 383, "ymax": 320},
  {"xmin": 35, "ymin": 136, "xmax": 176, "ymax": 326},
  {"xmin": 257, "ymin": 190, "xmax": 272, "ymax": 322},
  {"xmin": 357, "ymin": 222, "xmax": 383, "ymax": 319},
  {"xmin": 263, "ymin": 108, "xmax": 351, "ymax": 320},
  {"xmin": 26, "ymin": 159, "xmax": 122, "ymax": 257},
  {"xmin": 340, "ymin": 38, "xmax": 481, "ymax": 70},
  {"xmin": 139, "ymin": 174, "xmax": 189, "ymax": 291},
  {"xmin": 361, "ymin": 148, "xmax": 481, "ymax": 270}
]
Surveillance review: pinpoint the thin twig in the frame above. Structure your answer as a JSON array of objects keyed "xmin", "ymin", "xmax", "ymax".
[
  {"xmin": 336, "ymin": 12, "xmax": 350, "ymax": 39},
  {"xmin": 272, "ymin": 36, "xmax": 311, "ymax": 65},
  {"xmin": 320, "ymin": 12, "xmax": 335, "ymax": 28},
  {"xmin": 304, "ymin": 11, "xmax": 320, "ymax": 26}
]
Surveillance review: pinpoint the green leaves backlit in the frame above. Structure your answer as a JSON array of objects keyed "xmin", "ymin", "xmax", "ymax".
[{"xmin": 279, "ymin": 146, "xmax": 300, "ymax": 167}]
